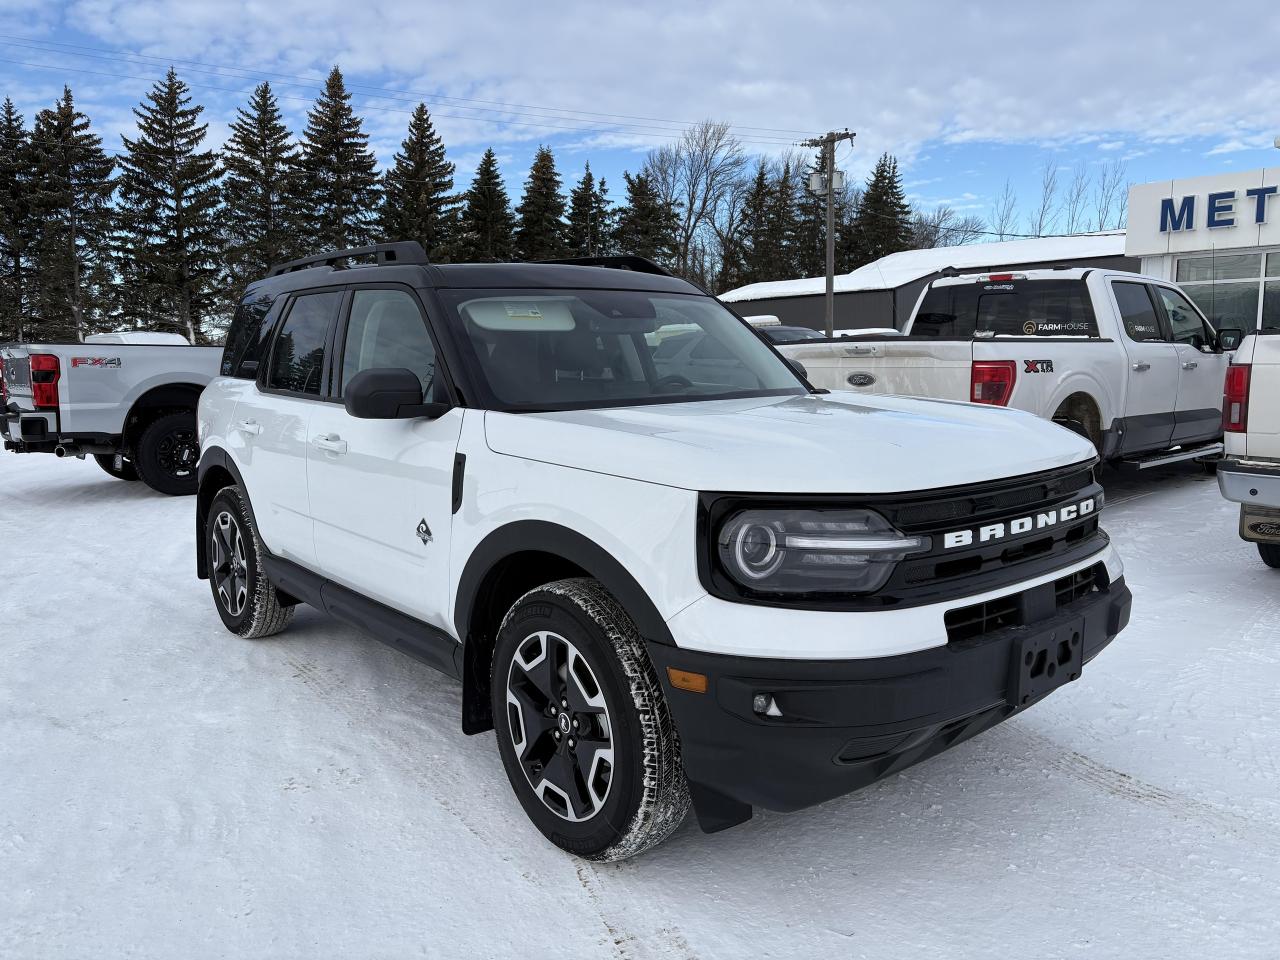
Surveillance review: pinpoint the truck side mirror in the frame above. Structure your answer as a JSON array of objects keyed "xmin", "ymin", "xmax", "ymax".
[
  {"xmin": 787, "ymin": 358, "xmax": 809, "ymax": 380},
  {"xmin": 1217, "ymin": 328, "xmax": 1244, "ymax": 352},
  {"xmin": 344, "ymin": 368, "xmax": 450, "ymax": 420}
]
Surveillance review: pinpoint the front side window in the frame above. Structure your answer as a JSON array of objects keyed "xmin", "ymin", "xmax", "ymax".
[
  {"xmin": 1154, "ymin": 287, "xmax": 1211, "ymax": 347},
  {"xmin": 441, "ymin": 289, "xmax": 806, "ymax": 411},
  {"xmin": 339, "ymin": 289, "xmax": 437, "ymax": 398},
  {"xmin": 267, "ymin": 291, "xmax": 341, "ymax": 395},
  {"xmin": 1112, "ymin": 282, "xmax": 1164, "ymax": 342}
]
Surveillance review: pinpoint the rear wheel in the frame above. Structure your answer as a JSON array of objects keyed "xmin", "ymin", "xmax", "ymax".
[
  {"xmin": 94, "ymin": 452, "xmax": 138, "ymax": 482},
  {"xmin": 492, "ymin": 578, "xmax": 689, "ymax": 861},
  {"xmin": 1258, "ymin": 543, "xmax": 1280, "ymax": 568},
  {"xmin": 205, "ymin": 485, "xmax": 294, "ymax": 638},
  {"xmin": 135, "ymin": 411, "xmax": 199, "ymax": 495}
]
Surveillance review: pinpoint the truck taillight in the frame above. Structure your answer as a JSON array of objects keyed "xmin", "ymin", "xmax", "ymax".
[
  {"xmin": 1224, "ymin": 363, "xmax": 1250, "ymax": 433},
  {"xmin": 30, "ymin": 354, "xmax": 60, "ymax": 409},
  {"xmin": 970, "ymin": 360, "xmax": 1016, "ymax": 406}
]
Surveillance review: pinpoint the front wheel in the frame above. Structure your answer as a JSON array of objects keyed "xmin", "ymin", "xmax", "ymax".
[
  {"xmin": 135, "ymin": 411, "xmax": 199, "ymax": 495},
  {"xmin": 94, "ymin": 453, "xmax": 138, "ymax": 482},
  {"xmin": 1258, "ymin": 543, "xmax": 1280, "ymax": 568},
  {"xmin": 492, "ymin": 579, "xmax": 690, "ymax": 861}
]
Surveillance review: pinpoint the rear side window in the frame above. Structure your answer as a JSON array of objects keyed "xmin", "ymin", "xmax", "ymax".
[
  {"xmin": 1112, "ymin": 282, "xmax": 1164, "ymax": 342},
  {"xmin": 221, "ymin": 291, "xmax": 277, "ymax": 378},
  {"xmin": 267, "ymin": 291, "xmax": 342, "ymax": 395},
  {"xmin": 917, "ymin": 280, "xmax": 1097, "ymax": 338}
]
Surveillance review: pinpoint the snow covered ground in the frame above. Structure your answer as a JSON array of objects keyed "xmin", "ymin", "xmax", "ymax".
[{"xmin": 2, "ymin": 453, "xmax": 1278, "ymax": 959}]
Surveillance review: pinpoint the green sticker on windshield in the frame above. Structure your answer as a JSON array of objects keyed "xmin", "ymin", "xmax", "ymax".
[{"xmin": 504, "ymin": 303, "xmax": 543, "ymax": 319}]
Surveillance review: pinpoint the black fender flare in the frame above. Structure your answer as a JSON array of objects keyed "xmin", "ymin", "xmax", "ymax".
[
  {"xmin": 454, "ymin": 520, "xmax": 676, "ymax": 734},
  {"xmin": 195, "ymin": 446, "xmax": 253, "ymax": 579}
]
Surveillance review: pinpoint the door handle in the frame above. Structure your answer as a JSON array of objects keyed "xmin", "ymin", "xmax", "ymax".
[
  {"xmin": 1182, "ymin": 360, "xmax": 1198, "ymax": 370},
  {"xmin": 234, "ymin": 418, "xmax": 261, "ymax": 436},
  {"xmin": 843, "ymin": 345, "xmax": 877, "ymax": 356},
  {"xmin": 1131, "ymin": 362, "xmax": 1151, "ymax": 372},
  {"xmin": 313, "ymin": 434, "xmax": 348, "ymax": 455}
]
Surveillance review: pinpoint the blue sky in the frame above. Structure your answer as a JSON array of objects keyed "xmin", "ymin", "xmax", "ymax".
[{"xmin": 2, "ymin": 0, "xmax": 1278, "ymax": 240}]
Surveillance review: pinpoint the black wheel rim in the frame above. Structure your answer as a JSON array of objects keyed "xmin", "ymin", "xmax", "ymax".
[
  {"xmin": 156, "ymin": 427, "xmax": 198, "ymax": 479},
  {"xmin": 506, "ymin": 630, "xmax": 614, "ymax": 822},
  {"xmin": 210, "ymin": 511, "xmax": 249, "ymax": 617}
]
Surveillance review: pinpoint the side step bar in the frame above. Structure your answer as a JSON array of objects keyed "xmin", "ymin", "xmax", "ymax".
[{"xmin": 1118, "ymin": 441, "xmax": 1224, "ymax": 470}]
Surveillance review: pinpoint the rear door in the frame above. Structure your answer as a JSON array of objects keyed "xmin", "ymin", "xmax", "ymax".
[
  {"xmin": 1150, "ymin": 284, "xmax": 1229, "ymax": 445},
  {"xmin": 1109, "ymin": 280, "xmax": 1179, "ymax": 454},
  {"xmin": 234, "ymin": 288, "xmax": 343, "ymax": 568},
  {"xmin": 306, "ymin": 285, "xmax": 463, "ymax": 627}
]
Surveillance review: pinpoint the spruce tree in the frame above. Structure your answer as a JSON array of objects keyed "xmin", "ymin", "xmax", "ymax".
[
  {"xmin": 379, "ymin": 102, "xmax": 456, "ymax": 260},
  {"xmin": 456, "ymin": 149, "xmax": 515, "ymax": 262},
  {"xmin": 300, "ymin": 66, "xmax": 380, "ymax": 251},
  {"xmin": 0, "ymin": 98, "xmax": 35, "ymax": 342},
  {"xmin": 115, "ymin": 70, "xmax": 222, "ymax": 342},
  {"xmin": 852, "ymin": 153, "xmax": 912, "ymax": 267},
  {"xmin": 222, "ymin": 82, "xmax": 303, "ymax": 288},
  {"xmin": 27, "ymin": 87, "xmax": 116, "ymax": 341},
  {"xmin": 740, "ymin": 160, "xmax": 773, "ymax": 284},
  {"xmin": 565, "ymin": 163, "xmax": 612, "ymax": 258},
  {"xmin": 613, "ymin": 171, "xmax": 677, "ymax": 266},
  {"xmin": 514, "ymin": 146, "xmax": 567, "ymax": 261}
]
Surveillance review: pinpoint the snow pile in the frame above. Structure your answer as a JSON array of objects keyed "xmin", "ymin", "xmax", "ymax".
[{"xmin": 721, "ymin": 231, "xmax": 1128, "ymax": 303}]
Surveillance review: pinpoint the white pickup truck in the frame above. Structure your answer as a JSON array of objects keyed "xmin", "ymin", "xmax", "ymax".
[
  {"xmin": 1217, "ymin": 333, "xmax": 1280, "ymax": 566},
  {"xmin": 1, "ymin": 332, "xmax": 222, "ymax": 494},
  {"xmin": 778, "ymin": 268, "xmax": 1239, "ymax": 466}
]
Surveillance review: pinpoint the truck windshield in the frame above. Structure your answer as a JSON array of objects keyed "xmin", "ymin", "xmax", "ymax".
[
  {"xmin": 914, "ymin": 279, "xmax": 1098, "ymax": 338},
  {"xmin": 440, "ymin": 289, "xmax": 807, "ymax": 411}
]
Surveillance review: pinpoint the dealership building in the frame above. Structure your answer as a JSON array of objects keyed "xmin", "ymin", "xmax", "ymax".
[{"xmin": 720, "ymin": 165, "xmax": 1280, "ymax": 335}]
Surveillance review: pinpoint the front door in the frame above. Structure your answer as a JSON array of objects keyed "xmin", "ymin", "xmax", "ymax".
[
  {"xmin": 235, "ymin": 289, "xmax": 344, "ymax": 567},
  {"xmin": 306, "ymin": 286, "xmax": 462, "ymax": 629},
  {"xmin": 1110, "ymin": 280, "xmax": 1179, "ymax": 455},
  {"xmin": 1151, "ymin": 284, "xmax": 1230, "ymax": 445}
]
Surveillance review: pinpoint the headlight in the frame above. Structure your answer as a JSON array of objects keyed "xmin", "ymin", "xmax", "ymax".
[{"xmin": 715, "ymin": 508, "xmax": 931, "ymax": 595}]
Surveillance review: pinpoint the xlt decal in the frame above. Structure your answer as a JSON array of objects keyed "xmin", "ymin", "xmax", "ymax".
[
  {"xmin": 943, "ymin": 497, "xmax": 1096, "ymax": 549},
  {"xmin": 1024, "ymin": 359, "xmax": 1054, "ymax": 373},
  {"xmin": 71, "ymin": 357, "xmax": 122, "ymax": 368}
]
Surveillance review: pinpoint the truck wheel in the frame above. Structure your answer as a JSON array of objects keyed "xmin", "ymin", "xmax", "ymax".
[
  {"xmin": 205, "ymin": 485, "xmax": 295, "ymax": 639},
  {"xmin": 492, "ymin": 578, "xmax": 690, "ymax": 861},
  {"xmin": 135, "ymin": 411, "xmax": 199, "ymax": 495},
  {"xmin": 1258, "ymin": 543, "xmax": 1280, "ymax": 568},
  {"xmin": 94, "ymin": 453, "xmax": 139, "ymax": 482}
]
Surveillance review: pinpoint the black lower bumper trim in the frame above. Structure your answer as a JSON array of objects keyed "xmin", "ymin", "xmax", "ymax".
[{"xmin": 649, "ymin": 575, "xmax": 1130, "ymax": 832}]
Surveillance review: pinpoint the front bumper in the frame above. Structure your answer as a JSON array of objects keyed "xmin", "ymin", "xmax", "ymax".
[
  {"xmin": 1218, "ymin": 459, "xmax": 1280, "ymax": 509},
  {"xmin": 649, "ymin": 573, "xmax": 1131, "ymax": 832}
]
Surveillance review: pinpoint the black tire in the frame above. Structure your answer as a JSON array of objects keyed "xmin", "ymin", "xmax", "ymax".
[
  {"xmin": 1258, "ymin": 543, "xmax": 1280, "ymax": 568},
  {"xmin": 94, "ymin": 453, "xmax": 139, "ymax": 482},
  {"xmin": 205, "ymin": 484, "xmax": 295, "ymax": 639},
  {"xmin": 492, "ymin": 578, "xmax": 690, "ymax": 861},
  {"xmin": 134, "ymin": 411, "xmax": 199, "ymax": 496}
]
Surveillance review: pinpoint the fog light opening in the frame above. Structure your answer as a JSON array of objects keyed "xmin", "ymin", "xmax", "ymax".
[{"xmin": 752, "ymin": 693, "xmax": 783, "ymax": 718}]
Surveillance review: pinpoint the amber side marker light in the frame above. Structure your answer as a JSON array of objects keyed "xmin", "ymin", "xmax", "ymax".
[{"xmin": 666, "ymin": 667, "xmax": 708, "ymax": 694}]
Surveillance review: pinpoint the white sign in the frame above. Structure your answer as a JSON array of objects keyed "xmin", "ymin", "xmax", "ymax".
[{"xmin": 1126, "ymin": 168, "xmax": 1280, "ymax": 258}]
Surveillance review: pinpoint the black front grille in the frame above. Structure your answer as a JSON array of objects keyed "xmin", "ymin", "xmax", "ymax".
[
  {"xmin": 944, "ymin": 563, "xmax": 1105, "ymax": 644},
  {"xmin": 893, "ymin": 467, "xmax": 1092, "ymax": 530}
]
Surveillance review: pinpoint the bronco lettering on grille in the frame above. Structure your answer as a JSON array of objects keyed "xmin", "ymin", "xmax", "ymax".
[{"xmin": 942, "ymin": 497, "xmax": 1095, "ymax": 549}]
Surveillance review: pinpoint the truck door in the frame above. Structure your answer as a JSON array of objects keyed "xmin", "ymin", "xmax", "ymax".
[
  {"xmin": 1150, "ymin": 284, "xmax": 1230, "ymax": 446},
  {"xmin": 1109, "ymin": 280, "xmax": 1179, "ymax": 455}
]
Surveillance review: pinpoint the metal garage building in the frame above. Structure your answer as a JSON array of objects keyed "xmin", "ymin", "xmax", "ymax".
[{"xmin": 719, "ymin": 231, "xmax": 1138, "ymax": 332}]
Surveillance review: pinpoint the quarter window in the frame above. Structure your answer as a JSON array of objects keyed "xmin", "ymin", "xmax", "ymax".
[
  {"xmin": 221, "ymin": 291, "xmax": 277, "ymax": 378},
  {"xmin": 268, "ymin": 291, "xmax": 341, "ymax": 395},
  {"xmin": 1112, "ymin": 282, "xmax": 1164, "ymax": 342},
  {"xmin": 340, "ymin": 289, "xmax": 437, "ymax": 397}
]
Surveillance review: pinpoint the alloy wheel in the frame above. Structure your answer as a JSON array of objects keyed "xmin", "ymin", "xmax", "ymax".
[
  {"xmin": 506, "ymin": 630, "xmax": 615, "ymax": 822},
  {"xmin": 210, "ymin": 511, "xmax": 249, "ymax": 618}
]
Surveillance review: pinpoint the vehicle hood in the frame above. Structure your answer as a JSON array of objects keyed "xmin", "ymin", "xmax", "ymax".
[{"xmin": 482, "ymin": 392, "xmax": 1095, "ymax": 494}]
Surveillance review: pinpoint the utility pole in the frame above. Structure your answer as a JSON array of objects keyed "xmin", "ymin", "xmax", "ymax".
[{"xmin": 802, "ymin": 129, "xmax": 855, "ymax": 337}]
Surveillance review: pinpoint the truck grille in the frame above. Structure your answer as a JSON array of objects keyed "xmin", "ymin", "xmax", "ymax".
[{"xmin": 944, "ymin": 563, "xmax": 1105, "ymax": 644}]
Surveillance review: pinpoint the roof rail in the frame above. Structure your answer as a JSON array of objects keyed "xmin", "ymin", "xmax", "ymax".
[
  {"xmin": 536, "ymin": 255, "xmax": 675, "ymax": 278},
  {"xmin": 268, "ymin": 241, "xmax": 429, "ymax": 277}
]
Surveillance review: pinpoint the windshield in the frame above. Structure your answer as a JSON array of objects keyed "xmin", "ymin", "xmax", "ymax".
[{"xmin": 441, "ymin": 289, "xmax": 807, "ymax": 411}]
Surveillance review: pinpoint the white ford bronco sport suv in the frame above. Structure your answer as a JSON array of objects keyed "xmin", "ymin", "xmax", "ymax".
[{"xmin": 196, "ymin": 243, "xmax": 1132, "ymax": 860}]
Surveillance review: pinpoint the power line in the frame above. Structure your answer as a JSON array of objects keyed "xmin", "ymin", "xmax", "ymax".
[{"xmin": 0, "ymin": 33, "xmax": 819, "ymax": 143}]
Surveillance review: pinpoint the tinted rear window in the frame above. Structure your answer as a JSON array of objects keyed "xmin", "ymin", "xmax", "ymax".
[
  {"xmin": 915, "ymin": 280, "xmax": 1099, "ymax": 338},
  {"xmin": 267, "ymin": 291, "xmax": 342, "ymax": 395},
  {"xmin": 221, "ymin": 291, "xmax": 278, "ymax": 378}
]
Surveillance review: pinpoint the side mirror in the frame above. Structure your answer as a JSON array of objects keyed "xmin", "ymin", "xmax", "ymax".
[
  {"xmin": 344, "ymin": 368, "xmax": 449, "ymax": 420},
  {"xmin": 787, "ymin": 358, "xmax": 809, "ymax": 380},
  {"xmin": 1217, "ymin": 328, "xmax": 1244, "ymax": 352}
]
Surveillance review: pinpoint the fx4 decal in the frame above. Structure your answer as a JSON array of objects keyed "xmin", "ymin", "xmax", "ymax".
[
  {"xmin": 1024, "ymin": 359, "xmax": 1054, "ymax": 373},
  {"xmin": 71, "ymin": 356, "xmax": 122, "ymax": 368}
]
